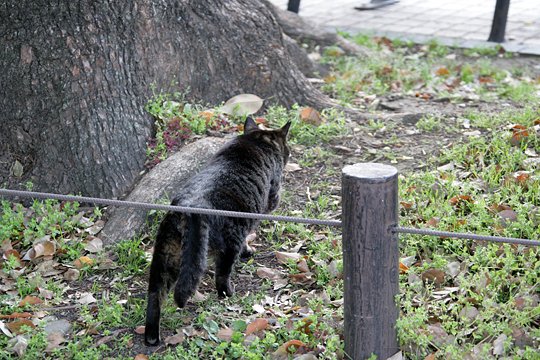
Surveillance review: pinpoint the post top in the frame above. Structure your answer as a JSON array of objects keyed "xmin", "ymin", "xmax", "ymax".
[{"xmin": 342, "ymin": 163, "xmax": 398, "ymax": 180}]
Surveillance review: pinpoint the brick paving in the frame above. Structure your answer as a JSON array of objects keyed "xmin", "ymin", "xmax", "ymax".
[{"xmin": 270, "ymin": 0, "xmax": 540, "ymax": 55}]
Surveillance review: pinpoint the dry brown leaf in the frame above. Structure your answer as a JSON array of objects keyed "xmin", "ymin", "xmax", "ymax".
[
  {"xmin": 256, "ymin": 267, "xmax": 283, "ymax": 280},
  {"xmin": 284, "ymin": 163, "xmax": 302, "ymax": 172},
  {"xmin": 164, "ymin": 332, "xmax": 184, "ymax": 346},
  {"xmin": 45, "ymin": 332, "xmax": 65, "ymax": 353},
  {"xmin": 424, "ymin": 353, "xmax": 436, "ymax": 360},
  {"xmin": 84, "ymin": 238, "xmax": 103, "ymax": 253},
  {"xmin": 297, "ymin": 258, "xmax": 310, "ymax": 273},
  {"xmin": 0, "ymin": 312, "xmax": 33, "ymax": 320},
  {"xmin": 28, "ymin": 240, "xmax": 57, "ymax": 259},
  {"xmin": 400, "ymin": 201, "xmax": 413, "ymax": 209},
  {"xmin": 421, "ymin": 268, "xmax": 445, "ymax": 286},
  {"xmin": 245, "ymin": 318, "xmax": 268, "ymax": 335},
  {"xmin": 73, "ymin": 256, "xmax": 94, "ymax": 269},
  {"xmin": 449, "ymin": 195, "xmax": 473, "ymax": 206},
  {"xmin": 399, "ymin": 262, "xmax": 409, "ymax": 274},
  {"xmin": 426, "ymin": 217, "xmax": 440, "ymax": 227},
  {"xmin": 134, "ymin": 325, "xmax": 145, "ymax": 335},
  {"xmin": 6, "ymin": 319, "xmax": 36, "ymax": 334},
  {"xmin": 299, "ymin": 107, "xmax": 323, "ymax": 126},
  {"xmin": 273, "ymin": 339, "xmax": 307, "ymax": 356},
  {"xmin": 63, "ymin": 268, "xmax": 80, "ymax": 282},
  {"xmin": 510, "ymin": 124, "xmax": 529, "ymax": 146},
  {"xmin": 216, "ymin": 327, "xmax": 234, "ymax": 341},
  {"xmin": 19, "ymin": 296, "xmax": 42, "ymax": 307},
  {"xmin": 275, "ymin": 251, "xmax": 301, "ymax": 264},
  {"xmin": 288, "ymin": 272, "xmax": 314, "ymax": 285},
  {"xmin": 198, "ymin": 110, "xmax": 215, "ymax": 122},
  {"xmin": 134, "ymin": 354, "xmax": 149, "ymax": 360},
  {"xmin": 435, "ymin": 67, "xmax": 450, "ymax": 76}
]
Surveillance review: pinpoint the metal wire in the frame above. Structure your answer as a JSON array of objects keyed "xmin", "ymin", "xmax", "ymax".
[
  {"xmin": 1, "ymin": 188, "xmax": 538, "ymax": 246},
  {"xmin": 0, "ymin": 188, "xmax": 342, "ymax": 227},
  {"xmin": 394, "ymin": 226, "xmax": 540, "ymax": 247}
]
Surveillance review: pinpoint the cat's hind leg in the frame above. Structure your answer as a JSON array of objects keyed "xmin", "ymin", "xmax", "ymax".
[
  {"xmin": 173, "ymin": 214, "xmax": 209, "ymax": 308},
  {"xmin": 215, "ymin": 224, "xmax": 247, "ymax": 297},
  {"xmin": 145, "ymin": 213, "xmax": 183, "ymax": 346}
]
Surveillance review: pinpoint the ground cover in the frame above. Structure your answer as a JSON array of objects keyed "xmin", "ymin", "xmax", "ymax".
[{"xmin": 1, "ymin": 37, "xmax": 539, "ymax": 359}]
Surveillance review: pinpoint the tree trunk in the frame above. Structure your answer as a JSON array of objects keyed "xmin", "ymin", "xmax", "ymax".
[{"xmin": 0, "ymin": 0, "xmax": 336, "ymax": 198}]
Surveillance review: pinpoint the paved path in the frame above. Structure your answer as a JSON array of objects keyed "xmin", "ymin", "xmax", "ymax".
[{"xmin": 270, "ymin": 0, "xmax": 540, "ymax": 55}]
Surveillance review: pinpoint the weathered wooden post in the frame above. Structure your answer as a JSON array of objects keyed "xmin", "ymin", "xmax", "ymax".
[{"xmin": 342, "ymin": 163, "xmax": 399, "ymax": 359}]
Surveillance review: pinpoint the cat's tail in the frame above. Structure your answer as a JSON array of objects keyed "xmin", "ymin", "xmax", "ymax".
[{"xmin": 173, "ymin": 213, "xmax": 209, "ymax": 308}]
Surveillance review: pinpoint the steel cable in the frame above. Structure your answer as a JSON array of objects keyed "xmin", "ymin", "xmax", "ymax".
[{"xmin": 1, "ymin": 188, "xmax": 538, "ymax": 246}]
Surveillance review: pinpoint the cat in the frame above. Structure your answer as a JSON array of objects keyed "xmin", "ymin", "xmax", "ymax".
[{"xmin": 145, "ymin": 117, "xmax": 291, "ymax": 346}]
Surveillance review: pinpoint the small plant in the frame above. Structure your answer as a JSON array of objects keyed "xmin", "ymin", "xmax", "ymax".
[{"xmin": 416, "ymin": 115, "xmax": 442, "ymax": 132}]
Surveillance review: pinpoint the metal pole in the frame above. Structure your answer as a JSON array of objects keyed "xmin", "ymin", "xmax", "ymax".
[
  {"xmin": 488, "ymin": 0, "xmax": 510, "ymax": 42},
  {"xmin": 287, "ymin": 0, "xmax": 301, "ymax": 13},
  {"xmin": 342, "ymin": 163, "xmax": 399, "ymax": 359}
]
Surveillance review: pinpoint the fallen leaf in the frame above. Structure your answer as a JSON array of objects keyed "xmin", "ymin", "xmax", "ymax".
[
  {"xmin": 275, "ymin": 251, "xmax": 301, "ymax": 264},
  {"xmin": 24, "ymin": 240, "xmax": 57, "ymax": 260},
  {"xmin": 8, "ymin": 335, "xmax": 28, "ymax": 357},
  {"xmin": 449, "ymin": 195, "xmax": 473, "ymax": 206},
  {"xmin": 0, "ymin": 312, "xmax": 33, "ymax": 320},
  {"xmin": 252, "ymin": 304, "xmax": 265, "ymax": 314},
  {"xmin": 164, "ymin": 332, "xmax": 184, "ymax": 345},
  {"xmin": 289, "ymin": 272, "xmax": 314, "ymax": 285},
  {"xmin": 421, "ymin": 268, "xmax": 445, "ymax": 286},
  {"xmin": 3, "ymin": 249, "xmax": 21, "ymax": 266},
  {"xmin": 134, "ymin": 354, "xmax": 149, "ymax": 360},
  {"xmin": 510, "ymin": 124, "xmax": 529, "ymax": 146},
  {"xmin": 245, "ymin": 318, "xmax": 268, "ymax": 335},
  {"xmin": 6, "ymin": 319, "xmax": 36, "ymax": 334},
  {"xmin": 78, "ymin": 293, "xmax": 97, "ymax": 305},
  {"xmin": 424, "ymin": 354, "xmax": 436, "ymax": 360},
  {"xmin": 73, "ymin": 256, "xmax": 94, "ymax": 269},
  {"xmin": 427, "ymin": 323, "xmax": 454, "ymax": 347},
  {"xmin": 492, "ymin": 334, "xmax": 507, "ymax": 356},
  {"xmin": 498, "ymin": 209, "xmax": 518, "ymax": 227},
  {"xmin": 400, "ymin": 201, "xmax": 413, "ymax": 209},
  {"xmin": 435, "ymin": 67, "xmax": 450, "ymax": 76},
  {"xmin": 297, "ymin": 258, "xmax": 310, "ymax": 273},
  {"xmin": 19, "ymin": 296, "xmax": 42, "ymax": 307},
  {"xmin": 45, "ymin": 332, "xmax": 65, "ymax": 353},
  {"xmin": 256, "ymin": 267, "xmax": 283, "ymax": 280},
  {"xmin": 273, "ymin": 339, "xmax": 307, "ymax": 356},
  {"xmin": 221, "ymin": 94, "xmax": 263, "ymax": 116},
  {"xmin": 63, "ymin": 268, "xmax": 80, "ymax": 281},
  {"xmin": 299, "ymin": 107, "xmax": 323, "ymax": 126},
  {"xmin": 134, "ymin": 325, "xmax": 145, "ymax": 335},
  {"xmin": 0, "ymin": 321, "xmax": 13, "ymax": 337},
  {"xmin": 399, "ymin": 262, "xmax": 409, "ymax": 274},
  {"xmin": 11, "ymin": 160, "xmax": 24, "ymax": 178},
  {"xmin": 84, "ymin": 238, "xmax": 103, "ymax": 253},
  {"xmin": 284, "ymin": 163, "xmax": 302, "ymax": 172},
  {"xmin": 216, "ymin": 327, "xmax": 233, "ymax": 341}
]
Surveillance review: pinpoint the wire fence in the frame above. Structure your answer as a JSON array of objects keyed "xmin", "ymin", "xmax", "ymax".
[{"xmin": 0, "ymin": 188, "xmax": 539, "ymax": 247}]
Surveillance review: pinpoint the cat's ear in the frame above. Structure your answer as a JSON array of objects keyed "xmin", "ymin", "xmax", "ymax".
[
  {"xmin": 280, "ymin": 121, "xmax": 292, "ymax": 137},
  {"xmin": 244, "ymin": 116, "xmax": 259, "ymax": 134}
]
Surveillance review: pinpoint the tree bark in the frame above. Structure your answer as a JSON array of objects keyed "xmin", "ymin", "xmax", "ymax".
[{"xmin": 0, "ymin": 0, "xmax": 336, "ymax": 198}]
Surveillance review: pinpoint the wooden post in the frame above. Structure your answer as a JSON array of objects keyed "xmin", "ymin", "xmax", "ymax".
[{"xmin": 342, "ymin": 163, "xmax": 399, "ymax": 359}]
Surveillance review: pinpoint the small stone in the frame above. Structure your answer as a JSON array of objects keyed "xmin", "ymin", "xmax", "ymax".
[{"xmin": 44, "ymin": 319, "xmax": 71, "ymax": 336}]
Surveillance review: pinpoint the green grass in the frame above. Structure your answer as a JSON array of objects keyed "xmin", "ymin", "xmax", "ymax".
[{"xmin": 1, "ymin": 35, "xmax": 540, "ymax": 359}]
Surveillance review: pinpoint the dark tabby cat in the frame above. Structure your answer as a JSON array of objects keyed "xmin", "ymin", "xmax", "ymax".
[{"xmin": 145, "ymin": 117, "xmax": 291, "ymax": 346}]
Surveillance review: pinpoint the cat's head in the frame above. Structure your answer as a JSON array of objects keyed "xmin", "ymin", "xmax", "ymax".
[{"xmin": 243, "ymin": 117, "xmax": 291, "ymax": 164}]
